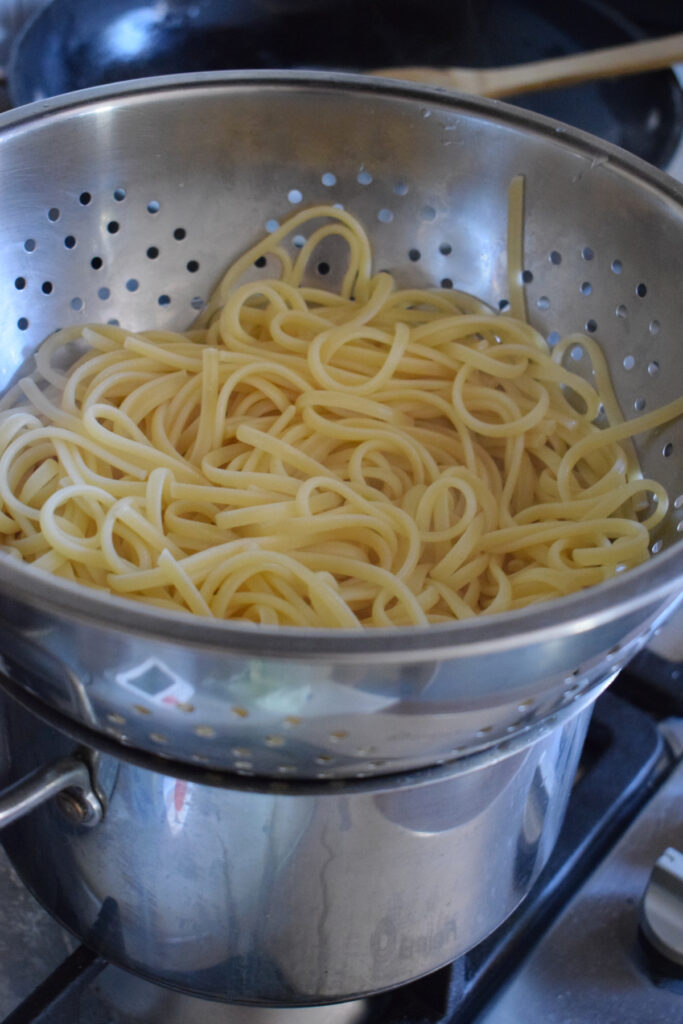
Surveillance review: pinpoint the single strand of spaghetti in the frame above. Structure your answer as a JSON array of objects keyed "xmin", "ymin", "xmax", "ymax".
[
  {"xmin": 370, "ymin": 589, "xmax": 402, "ymax": 627},
  {"xmin": 56, "ymin": 441, "xmax": 148, "ymax": 498},
  {"xmin": 331, "ymin": 271, "xmax": 395, "ymax": 330},
  {"xmin": 297, "ymin": 286, "xmax": 355, "ymax": 310},
  {"xmin": 164, "ymin": 372, "xmax": 203, "ymax": 441},
  {"xmin": 499, "ymin": 433, "xmax": 528, "ymax": 524},
  {"xmin": 305, "ymin": 331, "xmax": 400, "ymax": 387},
  {"xmin": 117, "ymin": 500, "xmax": 186, "ymax": 560},
  {"xmin": 18, "ymin": 458, "xmax": 60, "ymax": 508},
  {"xmin": 122, "ymin": 334, "xmax": 205, "ymax": 372},
  {"xmin": 220, "ymin": 589, "xmax": 315, "ymax": 627},
  {"xmin": 482, "ymin": 517, "xmax": 649, "ymax": 555},
  {"xmin": 523, "ymin": 362, "xmax": 601, "ymax": 422},
  {"xmin": 0, "ymin": 411, "xmax": 43, "ymax": 450},
  {"xmin": 371, "ymin": 384, "xmax": 472, "ymax": 458},
  {"xmin": 215, "ymin": 494, "xmax": 335, "ymax": 531},
  {"xmin": 16, "ymin": 377, "xmax": 85, "ymax": 431},
  {"xmin": 288, "ymin": 223, "xmax": 367, "ymax": 296},
  {"xmin": 509, "ymin": 565, "xmax": 606, "ymax": 596},
  {"xmin": 266, "ymin": 404, "xmax": 299, "ymax": 442},
  {"xmin": 294, "ymin": 551, "xmax": 428, "ymax": 625},
  {"xmin": 33, "ymin": 325, "xmax": 94, "ymax": 388},
  {"xmin": 295, "ymin": 475, "xmax": 393, "ymax": 522},
  {"xmin": 414, "ymin": 476, "xmax": 479, "ymax": 542},
  {"xmin": 430, "ymin": 581, "xmax": 478, "ymax": 620},
  {"xmin": 187, "ymin": 347, "xmax": 220, "ymax": 465},
  {"xmin": 452, "ymin": 369, "xmax": 550, "ymax": 437},
  {"xmin": 306, "ymin": 575, "xmax": 365, "ymax": 630},
  {"xmin": 412, "ymin": 311, "xmax": 544, "ymax": 351},
  {"xmin": 297, "ymin": 408, "xmax": 439, "ymax": 483},
  {"xmin": 201, "ymin": 205, "xmax": 371, "ymax": 319},
  {"xmin": 62, "ymin": 351, "xmax": 162, "ymax": 413},
  {"xmin": 81, "ymin": 366, "xmax": 167, "ymax": 409},
  {"xmin": 272, "ymin": 517, "xmax": 397, "ymax": 571},
  {"xmin": 81, "ymin": 404, "xmax": 205, "ymax": 484},
  {"xmin": 383, "ymin": 287, "xmax": 494, "ymax": 318},
  {"xmin": 553, "ymin": 334, "xmax": 640, "ymax": 481},
  {"xmin": 265, "ymin": 573, "xmax": 331, "ymax": 627},
  {"xmin": 269, "ymin": 308, "xmax": 340, "ymax": 355},
  {"xmin": 587, "ymin": 478, "xmax": 668, "ymax": 530},
  {"xmin": 0, "ymin": 439, "xmax": 65, "ymax": 524},
  {"xmin": 163, "ymin": 501, "xmax": 233, "ymax": 540},
  {"xmin": 148, "ymin": 402, "xmax": 200, "ymax": 465},
  {"xmin": 32, "ymin": 548, "xmax": 70, "ymax": 573},
  {"xmin": 213, "ymin": 363, "xmax": 313, "ymax": 444},
  {"xmin": 557, "ymin": 395, "xmax": 683, "ymax": 500},
  {"xmin": 155, "ymin": 549, "xmax": 214, "ymax": 617},
  {"xmin": 516, "ymin": 479, "xmax": 666, "ymax": 530},
  {"xmin": 571, "ymin": 532, "xmax": 650, "ymax": 568},
  {"xmin": 481, "ymin": 559, "xmax": 514, "ymax": 616},
  {"xmin": 83, "ymin": 323, "xmax": 138, "ymax": 348},
  {"xmin": 435, "ymin": 552, "xmax": 490, "ymax": 595},
  {"xmin": 443, "ymin": 341, "xmax": 532, "ymax": 381},
  {"xmin": 429, "ymin": 514, "xmax": 485, "ymax": 582},
  {"xmin": 309, "ymin": 323, "xmax": 410, "ymax": 396},
  {"xmin": 296, "ymin": 388, "xmax": 408, "ymax": 426},
  {"xmin": 118, "ymin": 370, "xmax": 189, "ymax": 425},
  {"xmin": 235, "ymin": 424, "xmax": 342, "ymax": 480},
  {"xmin": 39, "ymin": 485, "xmax": 114, "ymax": 568},
  {"xmin": 144, "ymin": 467, "xmax": 172, "ymax": 534},
  {"xmin": 207, "ymin": 551, "xmax": 361, "ymax": 628},
  {"xmin": 553, "ymin": 333, "xmax": 633, "ymax": 431},
  {"xmin": 506, "ymin": 175, "xmax": 527, "ymax": 322},
  {"xmin": 218, "ymin": 282, "xmax": 302, "ymax": 348},
  {"xmin": 347, "ymin": 442, "xmax": 409, "ymax": 500},
  {"xmin": 101, "ymin": 502, "xmax": 152, "ymax": 573},
  {"xmin": 7, "ymin": 530, "xmax": 53, "ymax": 556}
]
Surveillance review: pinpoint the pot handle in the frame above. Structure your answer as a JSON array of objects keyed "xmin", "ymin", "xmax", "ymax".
[{"xmin": 0, "ymin": 756, "xmax": 103, "ymax": 831}]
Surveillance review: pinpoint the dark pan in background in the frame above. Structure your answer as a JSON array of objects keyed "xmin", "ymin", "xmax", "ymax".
[{"xmin": 7, "ymin": 0, "xmax": 683, "ymax": 168}]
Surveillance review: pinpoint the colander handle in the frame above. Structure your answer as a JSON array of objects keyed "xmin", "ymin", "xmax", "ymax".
[{"xmin": 0, "ymin": 756, "xmax": 103, "ymax": 831}]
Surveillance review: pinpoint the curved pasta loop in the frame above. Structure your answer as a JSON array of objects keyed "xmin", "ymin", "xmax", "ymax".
[{"xmin": 1, "ymin": 201, "xmax": 680, "ymax": 624}]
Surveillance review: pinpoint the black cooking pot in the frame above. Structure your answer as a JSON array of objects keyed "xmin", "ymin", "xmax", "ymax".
[{"xmin": 8, "ymin": 0, "xmax": 683, "ymax": 167}]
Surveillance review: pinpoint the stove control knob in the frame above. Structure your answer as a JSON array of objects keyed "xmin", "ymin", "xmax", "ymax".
[{"xmin": 641, "ymin": 847, "xmax": 683, "ymax": 968}]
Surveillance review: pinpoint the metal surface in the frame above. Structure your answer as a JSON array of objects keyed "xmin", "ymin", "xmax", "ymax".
[
  {"xmin": 0, "ymin": 756, "xmax": 103, "ymax": 830},
  {"xmin": 477, "ymin": 736, "xmax": 683, "ymax": 1024},
  {"xmin": 0, "ymin": 689, "xmax": 591, "ymax": 1003},
  {"xmin": 0, "ymin": 73, "xmax": 681, "ymax": 778}
]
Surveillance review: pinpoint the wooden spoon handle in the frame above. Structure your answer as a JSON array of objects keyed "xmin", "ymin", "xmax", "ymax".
[{"xmin": 371, "ymin": 32, "xmax": 683, "ymax": 99}]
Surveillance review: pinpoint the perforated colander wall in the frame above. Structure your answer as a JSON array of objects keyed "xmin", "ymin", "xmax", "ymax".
[{"xmin": 0, "ymin": 77, "xmax": 681, "ymax": 777}]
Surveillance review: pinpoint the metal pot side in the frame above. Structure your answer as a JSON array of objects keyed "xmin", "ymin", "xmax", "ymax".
[{"xmin": 0, "ymin": 694, "xmax": 590, "ymax": 1004}]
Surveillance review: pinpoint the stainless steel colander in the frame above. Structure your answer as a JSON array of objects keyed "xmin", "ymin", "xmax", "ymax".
[{"xmin": 0, "ymin": 71, "xmax": 681, "ymax": 779}]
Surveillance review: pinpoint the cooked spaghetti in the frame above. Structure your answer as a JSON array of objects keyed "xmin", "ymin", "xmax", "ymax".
[{"xmin": 1, "ymin": 198, "xmax": 681, "ymax": 627}]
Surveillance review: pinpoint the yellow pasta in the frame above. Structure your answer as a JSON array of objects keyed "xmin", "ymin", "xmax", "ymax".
[{"xmin": 1, "ymin": 198, "xmax": 681, "ymax": 628}]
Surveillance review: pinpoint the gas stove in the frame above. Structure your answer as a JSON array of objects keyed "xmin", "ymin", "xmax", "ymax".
[{"xmin": 0, "ymin": 652, "xmax": 681, "ymax": 1023}]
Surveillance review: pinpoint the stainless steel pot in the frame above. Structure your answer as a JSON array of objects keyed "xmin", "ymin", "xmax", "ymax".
[{"xmin": 0, "ymin": 686, "xmax": 592, "ymax": 1003}]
